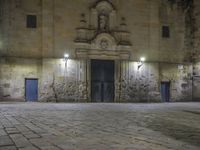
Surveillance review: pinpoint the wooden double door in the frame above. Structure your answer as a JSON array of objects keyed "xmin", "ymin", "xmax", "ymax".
[{"xmin": 91, "ymin": 60, "xmax": 114, "ymax": 102}]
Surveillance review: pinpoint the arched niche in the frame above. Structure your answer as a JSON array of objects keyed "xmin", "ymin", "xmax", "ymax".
[{"xmin": 90, "ymin": 0, "xmax": 117, "ymax": 31}]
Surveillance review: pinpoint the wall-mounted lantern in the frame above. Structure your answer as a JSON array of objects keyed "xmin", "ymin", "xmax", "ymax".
[
  {"xmin": 63, "ymin": 53, "xmax": 69, "ymax": 78},
  {"xmin": 178, "ymin": 64, "xmax": 184, "ymax": 70},
  {"xmin": 64, "ymin": 53, "xmax": 69, "ymax": 62},
  {"xmin": 64, "ymin": 53, "xmax": 69, "ymax": 69},
  {"xmin": 138, "ymin": 57, "xmax": 146, "ymax": 70}
]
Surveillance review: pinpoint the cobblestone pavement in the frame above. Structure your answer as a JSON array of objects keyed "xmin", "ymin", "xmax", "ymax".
[{"xmin": 0, "ymin": 102, "xmax": 200, "ymax": 150}]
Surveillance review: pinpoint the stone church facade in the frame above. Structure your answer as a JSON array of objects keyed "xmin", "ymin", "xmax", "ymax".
[{"xmin": 0, "ymin": 0, "xmax": 200, "ymax": 102}]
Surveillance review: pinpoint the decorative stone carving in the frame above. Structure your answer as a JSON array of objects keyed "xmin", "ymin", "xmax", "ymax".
[
  {"xmin": 91, "ymin": 33, "xmax": 116, "ymax": 50},
  {"xmin": 75, "ymin": 14, "xmax": 88, "ymax": 43},
  {"xmin": 74, "ymin": 0, "xmax": 132, "ymax": 60},
  {"xmin": 80, "ymin": 13, "xmax": 87, "ymax": 28},
  {"xmin": 100, "ymin": 39, "xmax": 109, "ymax": 49}
]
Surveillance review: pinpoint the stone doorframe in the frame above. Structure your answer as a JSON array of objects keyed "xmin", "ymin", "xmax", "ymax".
[{"xmin": 86, "ymin": 58, "xmax": 123, "ymax": 102}]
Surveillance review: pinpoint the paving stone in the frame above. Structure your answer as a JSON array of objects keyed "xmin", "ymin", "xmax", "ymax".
[
  {"xmin": 39, "ymin": 146, "xmax": 61, "ymax": 150},
  {"xmin": 29, "ymin": 138, "xmax": 53, "ymax": 148},
  {"xmin": 23, "ymin": 133, "xmax": 40, "ymax": 139},
  {"xmin": 18, "ymin": 146, "xmax": 39, "ymax": 150},
  {"xmin": 9, "ymin": 134, "xmax": 32, "ymax": 148},
  {"xmin": 0, "ymin": 129, "xmax": 7, "ymax": 136},
  {"xmin": 0, "ymin": 102, "xmax": 200, "ymax": 150},
  {"xmin": 0, "ymin": 136, "xmax": 14, "ymax": 146},
  {"xmin": 5, "ymin": 128, "xmax": 20, "ymax": 134},
  {"xmin": 5, "ymin": 116, "xmax": 20, "ymax": 125},
  {"xmin": 0, "ymin": 146, "xmax": 17, "ymax": 150}
]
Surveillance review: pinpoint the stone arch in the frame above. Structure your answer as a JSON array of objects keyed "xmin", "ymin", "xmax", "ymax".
[{"xmin": 94, "ymin": 0, "xmax": 115, "ymax": 13}]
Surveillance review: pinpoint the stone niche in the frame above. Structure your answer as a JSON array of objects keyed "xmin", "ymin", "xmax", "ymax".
[{"xmin": 74, "ymin": 0, "xmax": 132, "ymax": 60}]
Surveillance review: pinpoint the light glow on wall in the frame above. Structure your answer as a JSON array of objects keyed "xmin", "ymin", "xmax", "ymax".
[
  {"xmin": 133, "ymin": 62, "xmax": 139, "ymax": 71},
  {"xmin": 140, "ymin": 57, "xmax": 146, "ymax": 62},
  {"xmin": 64, "ymin": 53, "xmax": 69, "ymax": 62},
  {"xmin": 138, "ymin": 57, "xmax": 146, "ymax": 70},
  {"xmin": 60, "ymin": 59, "xmax": 66, "ymax": 69},
  {"xmin": 64, "ymin": 53, "xmax": 69, "ymax": 59}
]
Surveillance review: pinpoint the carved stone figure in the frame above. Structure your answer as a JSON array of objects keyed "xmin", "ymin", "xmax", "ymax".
[
  {"xmin": 100, "ymin": 39, "xmax": 109, "ymax": 49},
  {"xmin": 99, "ymin": 14, "xmax": 108, "ymax": 31}
]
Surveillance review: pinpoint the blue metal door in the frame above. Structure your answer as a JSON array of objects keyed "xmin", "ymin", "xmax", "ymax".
[
  {"xmin": 161, "ymin": 82, "xmax": 170, "ymax": 102},
  {"xmin": 25, "ymin": 79, "xmax": 38, "ymax": 101}
]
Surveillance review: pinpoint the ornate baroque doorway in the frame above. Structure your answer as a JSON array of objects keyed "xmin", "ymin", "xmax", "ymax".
[
  {"xmin": 74, "ymin": 0, "xmax": 132, "ymax": 102},
  {"xmin": 91, "ymin": 60, "xmax": 114, "ymax": 102}
]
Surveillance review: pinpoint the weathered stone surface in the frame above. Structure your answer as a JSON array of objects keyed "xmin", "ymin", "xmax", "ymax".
[
  {"xmin": 0, "ymin": 58, "xmax": 41, "ymax": 101},
  {"xmin": 40, "ymin": 59, "xmax": 87, "ymax": 102},
  {"xmin": 0, "ymin": 102, "xmax": 199, "ymax": 149},
  {"xmin": 0, "ymin": 146, "xmax": 17, "ymax": 150},
  {"xmin": 10, "ymin": 134, "xmax": 32, "ymax": 148},
  {"xmin": 0, "ymin": 135, "xmax": 14, "ymax": 146},
  {"xmin": 0, "ymin": 57, "xmax": 195, "ymax": 102}
]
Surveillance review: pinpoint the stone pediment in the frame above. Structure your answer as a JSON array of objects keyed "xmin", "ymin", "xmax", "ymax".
[{"xmin": 74, "ymin": 0, "xmax": 132, "ymax": 60}]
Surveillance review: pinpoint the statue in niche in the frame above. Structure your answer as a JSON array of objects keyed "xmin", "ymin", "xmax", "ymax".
[{"xmin": 99, "ymin": 14, "xmax": 109, "ymax": 31}]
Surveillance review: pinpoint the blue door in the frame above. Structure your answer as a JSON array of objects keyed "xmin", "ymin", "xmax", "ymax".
[
  {"xmin": 25, "ymin": 79, "xmax": 38, "ymax": 101},
  {"xmin": 161, "ymin": 82, "xmax": 170, "ymax": 102}
]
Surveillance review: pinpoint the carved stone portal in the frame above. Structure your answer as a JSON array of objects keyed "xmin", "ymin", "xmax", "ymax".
[{"xmin": 75, "ymin": 0, "xmax": 132, "ymax": 60}]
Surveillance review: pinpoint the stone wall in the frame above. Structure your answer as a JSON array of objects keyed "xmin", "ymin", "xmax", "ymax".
[
  {"xmin": 159, "ymin": 63, "xmax": 192, "ymax": 101},
  {"xmin": 40, "ymin": 59, "xmax": 87, "ymax": 102},
  {"xmin": 0, "ymin": 58, "xmax": 88, "ymax": 102},
  {"xmin": 0, "ymin": 58, "xmax": 193, "ymax": 102},
  {"xmin": 0, "ymin": 57, "xmax": 41, "ymax": 101},
  {"xmin": 117, "ymin": 61, "xmax": 192, "ymax": 102},
  {"xmin": 0, "ymin": 0, "xmax": 187, "ymax": 62},
  {"xmin": 118, "ymin": 62, "xmax": 160, "ymax": 102}
]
